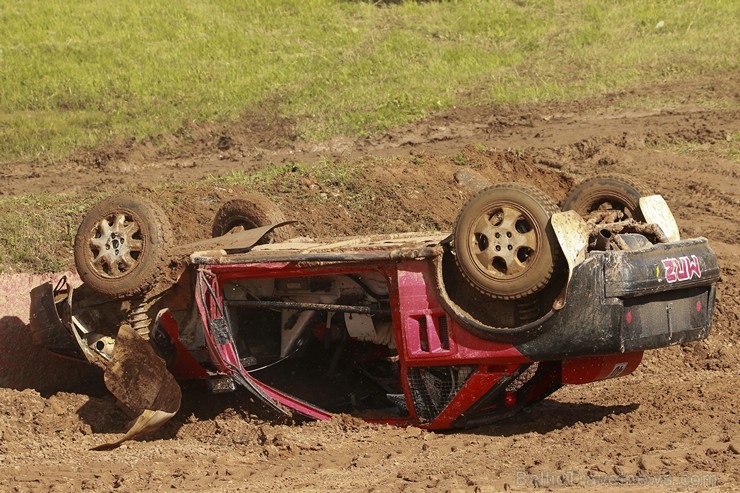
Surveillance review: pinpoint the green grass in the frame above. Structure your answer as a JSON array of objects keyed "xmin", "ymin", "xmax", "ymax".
[
  {"xmin": 0, "ymin": 192, "xmax": 94, "ymax": 273},
  {"xmin": 1, "ymin": 0, "xmax": 738, "ymax": 163}
]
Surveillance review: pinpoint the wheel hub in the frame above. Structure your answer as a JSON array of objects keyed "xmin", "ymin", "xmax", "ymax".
[
  {"xmin": 471, "ymin": 205, "xmax": 538, "ymax": 279},
  {"xmin": 88, "ymin": 213, "xmax": 143, "ymax": 278},
  {"xmin": 108, "ymin": 234, "xmax": 125, "ymax": 255}
]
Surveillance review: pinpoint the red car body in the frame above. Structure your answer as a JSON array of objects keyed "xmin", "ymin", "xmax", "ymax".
[{"xmin": 30, "ymin": 200, "xmax": 719, "ymax": 432}]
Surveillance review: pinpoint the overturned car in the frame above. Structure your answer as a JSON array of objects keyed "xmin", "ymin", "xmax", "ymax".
[{"xmin": 29, "ymin": 176, "xmax": 719, "ymax": 448}]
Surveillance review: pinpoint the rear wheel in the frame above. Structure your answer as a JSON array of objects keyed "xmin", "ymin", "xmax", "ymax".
[
  {"xmin": 74, "ymin": 194, "xmax": 172, "ymax": 297},
  {"xmin": 211, "ymin": 193, "xmax": 292, "ymax": 242},
  {"xmin": 562, "ymin": 174, "xmax": 650, "ymax": 221},
  {"xmin": 453, "ymin": 183, "xmax": 560, "ymax": 300}
]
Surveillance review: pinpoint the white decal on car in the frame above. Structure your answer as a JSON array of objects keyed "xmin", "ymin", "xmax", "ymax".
[
  {"xmin": 607, "ymin": 362, "xmax": 628, "ymax": 379},
  {"xmin": 662, "ymin": 255, "xmax": 702, "ymax": 283}
]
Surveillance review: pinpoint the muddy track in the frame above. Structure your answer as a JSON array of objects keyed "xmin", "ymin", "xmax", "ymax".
[{"xmin": 0, "ymin": 73, "xmax": 738, "ymax": 492}]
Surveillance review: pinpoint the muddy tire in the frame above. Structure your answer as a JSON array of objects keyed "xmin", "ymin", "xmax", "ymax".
[
  {"xmin": 211, "ymin": 194, "xmax": 292, "ymax": 242},
  {"xmin": 74, "ymin": 194, "xmax": 172, "ymax": 297},
  {"xmin": 453, "ymin": 183, "xmax": 560, "ymax": 300},
  {"xmin": 562, "ymin": 174, "xmax": 650, "ymax": 221}
]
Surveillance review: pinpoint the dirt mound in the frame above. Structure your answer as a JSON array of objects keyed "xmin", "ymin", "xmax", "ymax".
[
  {"xmin": 113, "ymin": 147, "xmax": 572, "ymax": 253},
  {"xmin": 1, "ymin": 73, "xmax": 739, "ymax": 491}
]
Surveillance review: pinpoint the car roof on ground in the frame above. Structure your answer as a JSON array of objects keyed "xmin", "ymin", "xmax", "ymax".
[{"xmin": 189, "ymin": 232, "xmax": 449, "ymax": 265}]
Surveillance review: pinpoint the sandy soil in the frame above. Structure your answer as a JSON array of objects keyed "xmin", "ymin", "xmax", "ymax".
[{"xmin": 0, "ymin": 73, "xmax": 738, "ymax": 492}]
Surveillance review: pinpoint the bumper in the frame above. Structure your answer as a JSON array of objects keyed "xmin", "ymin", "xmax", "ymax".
[
  {"xmin": 29, "ymin": 282, "xmax": 84, "ymax": 360},
  {"xmin": 515, "ymin": 237, "xmax": 718, "ymax": 360}
]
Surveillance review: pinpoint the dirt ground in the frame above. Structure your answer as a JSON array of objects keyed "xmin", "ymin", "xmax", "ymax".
[{"xmin": 0, "ymin": 73, "xmax": 738, "ymax": 492}]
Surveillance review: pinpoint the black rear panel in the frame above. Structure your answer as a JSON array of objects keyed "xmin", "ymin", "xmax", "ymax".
[
  {"xmin": 622, "ymin": 286, "xmax": 714, "ymax": 352},
  {"xmin": 514, "ymin": 239, "xmax": 718, "ymax": 360}
]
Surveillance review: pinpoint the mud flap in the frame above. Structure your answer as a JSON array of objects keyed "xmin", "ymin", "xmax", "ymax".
[
  {"xmin": 550, "ymin": 210, "xmax": 589, "ymax": 309},
  {"xmin": 93, "ymin": 324, "xmax": 182, "ymax": 451},
  {"xmin": 639, "ymin": 195, "xmax": 680, "ymax": 242}
]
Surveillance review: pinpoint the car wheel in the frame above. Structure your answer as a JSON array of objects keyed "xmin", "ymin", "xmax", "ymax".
[
  {"xmin": 453, "ymin": 183, "xmax": 560, "ymax": 300},
  {"xmin": 74, "ymin": 194, "xmax": 172, "ymax": 297},
  {"xmin": 562, "ymin": 174, "xmax": 650, "ymax": 221},
  {"xmin": 211, "ymin": 193, "xmax": 292, "ymax": 242}
]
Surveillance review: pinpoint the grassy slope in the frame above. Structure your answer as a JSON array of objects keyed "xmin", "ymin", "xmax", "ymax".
[
  {"xmin": 1, "ymin": 0, "xmax": 738, "ymax": 162},
  {"xmin": 1, "ymin": 0, "xmax": 739, "ymax": 274},
  {"xmin": 0, "ymin": 160, "xmax": 385, "ymax": 273}
]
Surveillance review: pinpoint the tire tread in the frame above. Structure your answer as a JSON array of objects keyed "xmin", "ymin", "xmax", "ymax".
[{"xmin": 453, "ymin": 183, "xmax": 559, "ymax": 301}]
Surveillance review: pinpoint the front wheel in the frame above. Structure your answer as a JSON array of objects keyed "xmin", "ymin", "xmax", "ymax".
[
  {"xmin": 562, "ymin": 174, "xmax": 650, "ymax": 221},
  {"xmin": 453, "ymin": 183, "xmax": 560, "ymax": 300},
  {"xmin": 211, "ymin": 193, "xmax": 292, "ymax": 242},
  {"xmin": 74, "ymin": 194, "xmax": 172, "ymax": 297}
]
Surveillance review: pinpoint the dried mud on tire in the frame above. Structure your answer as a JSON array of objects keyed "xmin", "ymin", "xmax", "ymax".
[
  {"xmin": 74, "ymin": 194, "xmax": 173, "ymax": 297},
  {"xmin": 211, "ymin": 193, "xmax": 293, "ymax": 242},
  {"xmin": 453, "ymin": 183, "xmax": 561, "ymax": 300},
  {"xmin": 1, "ymin": 73, "xmax": 739, "ymax": 492}
]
